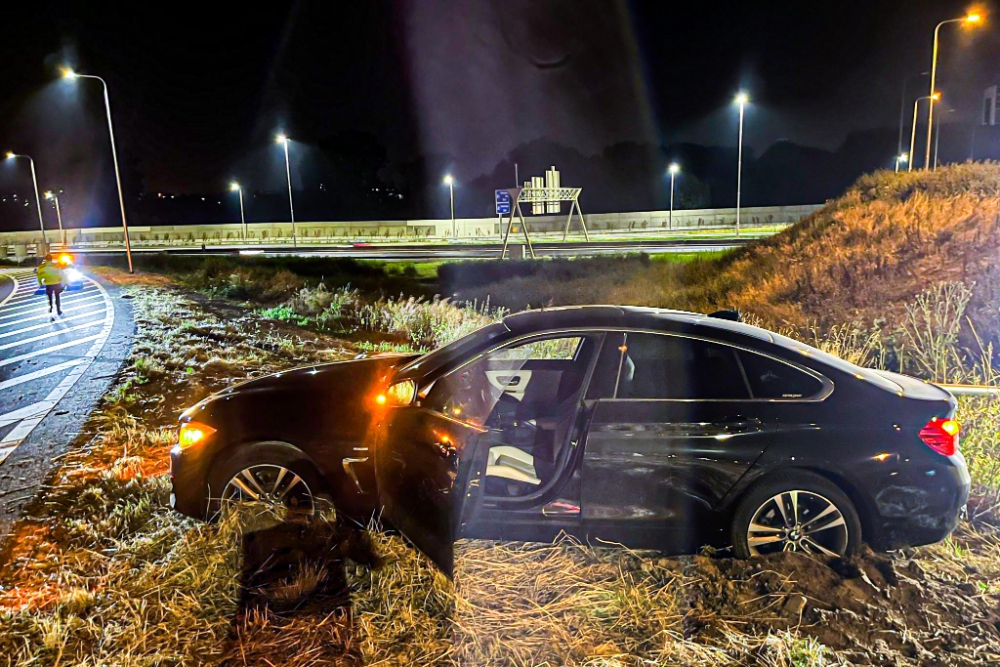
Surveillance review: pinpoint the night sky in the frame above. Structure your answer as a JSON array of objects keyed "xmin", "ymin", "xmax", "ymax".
[{"xmin": 1, "ymin": 0, "xmax": 999, "ymax": 225}]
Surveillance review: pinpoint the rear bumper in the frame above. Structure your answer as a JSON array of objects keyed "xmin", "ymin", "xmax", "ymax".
[{"xmin": 869, "ymin": 452, "xmax": 970, "ymax": 549}]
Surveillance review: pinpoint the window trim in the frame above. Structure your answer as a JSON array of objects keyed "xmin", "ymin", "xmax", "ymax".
[{"xmin": 599, "ymin": 329, "xmax": 833, "ymax": 403}]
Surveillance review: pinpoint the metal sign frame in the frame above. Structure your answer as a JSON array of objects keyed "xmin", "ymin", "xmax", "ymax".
[{"xmin": 500, "ymin": 187, "xmax": 590, "ymax": 259}]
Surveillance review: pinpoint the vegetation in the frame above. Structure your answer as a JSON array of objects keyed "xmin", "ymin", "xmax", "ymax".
[{"xmin": 4, "ymin": 165, "xmax": 1000, "ymax": 665}]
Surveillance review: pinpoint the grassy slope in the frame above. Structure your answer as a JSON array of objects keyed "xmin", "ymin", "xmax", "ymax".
[{"xmin": 454, "ymin": 163, "xmax": 1000, "ymax": 345}]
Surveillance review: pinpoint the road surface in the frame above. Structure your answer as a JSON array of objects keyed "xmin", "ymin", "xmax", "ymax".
[
  {"xmin": 69, "ymin": 237, "xmax": 748, "ymax": 262},
  {"xmin": 0, "ymin": 268, "xmax": 132, "ymax": 546}
]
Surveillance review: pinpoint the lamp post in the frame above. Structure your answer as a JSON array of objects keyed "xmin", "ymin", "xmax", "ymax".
[
  {"xmin": 898, "ymin": 72, "xmax": 929, "ymax": 158},
  {"xmin": 926, "ymin": 13, "xmax": 982, "ymax": 169},
  {"xmin": 44, "ymin": 191, "xmax": 64, "ymax": 244},
  {"xmin": 667, "ymin": 163, "xmax": 680, "ymax": 230},
  {"xmin": 443, "ymin": 174, "xmax": 455, "ymax": 237},
  {"xmin": 276, "ymin": 134, "xmax": 296, "ymax": 247},
  {"xmin": 909, "ymin": 93, "xmax": 939, "ymax": 172},
  {"xmin": 6, "ymin": 152, "xmax": 46, "ymax": 243},
  {"xmin": 895, "ymin": 153, "xmax": 909, "ymax": 172},
  {"xmin": 63, "ymin": 68, "xmax": 134, "ymax": 272},
  {"xmin": 734, "ymin": 92, "xmax": 749, "ymax": 237},
  {"xmin": 230, "ymin": 182, "xmax": 247, "ymax": 240}
]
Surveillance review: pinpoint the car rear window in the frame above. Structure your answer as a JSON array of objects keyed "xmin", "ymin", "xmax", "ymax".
[
  {"xmin": 771, "ymin": 333, "xmax": 902, "ymax": 394},
  {"xmin": 616, "ymin": 333, "xmax": 750, "ymax": 400},
  {"xmin": 737, "ymin": 350, "xmax": 824, "ymax": 399}
]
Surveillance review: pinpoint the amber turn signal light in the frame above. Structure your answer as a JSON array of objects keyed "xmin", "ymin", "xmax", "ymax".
[{"xmin": 178, "ymin": 421, "xmax": 216, "ymax": 449}]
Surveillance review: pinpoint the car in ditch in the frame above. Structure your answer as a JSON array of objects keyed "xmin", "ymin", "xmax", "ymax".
[{"xmin": 169, "ymin": 306, "xmax": 970, "ymax": 574}]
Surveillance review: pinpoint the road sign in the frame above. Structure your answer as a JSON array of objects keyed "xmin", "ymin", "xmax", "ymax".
[{"xmin": 495, "ymin": 189, "xmax": 512, "ymax": 216}]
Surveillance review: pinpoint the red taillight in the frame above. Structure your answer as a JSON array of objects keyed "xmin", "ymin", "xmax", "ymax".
[{"xmin": 919, "ymin": 418, "xmax": 960, "ymax": 456}]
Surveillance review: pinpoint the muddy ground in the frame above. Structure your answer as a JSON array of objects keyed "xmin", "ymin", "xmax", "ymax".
[{"xmin": 0, "ymin": 269, "xmax": 998, "ymax": 667}]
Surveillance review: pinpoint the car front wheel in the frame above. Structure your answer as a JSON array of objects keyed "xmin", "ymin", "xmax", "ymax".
[
  {"xmin": 207, "ymin": 443, "xmax": 333, "ymax": 521},
  {"xmin": 731, "ymin": 470, "xmax": 862, "ymax": 559}
]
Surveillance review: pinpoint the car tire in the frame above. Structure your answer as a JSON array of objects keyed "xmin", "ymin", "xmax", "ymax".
[
  {"xmin": 205, "ymin": 442, "xmax": 333, "ymax": 521},
  {"xmin": 731, "ymin": 470, "xmax": 862, "ymax": 559}
]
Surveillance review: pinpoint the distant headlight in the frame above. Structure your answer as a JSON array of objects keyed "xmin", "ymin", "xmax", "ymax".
[
  {"xmin": 177, "ymin": 421, "xmax": 217, "ymax": 449},
  {"xmin": 64, "ymin": 268, "xmax": 83, "ymax": 282}
]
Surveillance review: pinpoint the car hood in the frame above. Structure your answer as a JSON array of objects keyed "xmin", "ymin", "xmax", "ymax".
[{"xmin": 182, "ymin": 353, "xmax": 419, "ymax": 418}]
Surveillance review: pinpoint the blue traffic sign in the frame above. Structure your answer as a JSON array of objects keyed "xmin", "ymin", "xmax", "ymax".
[{"xmin": 495, "ymin": 189, "xmax": 512, "ymax": 216}]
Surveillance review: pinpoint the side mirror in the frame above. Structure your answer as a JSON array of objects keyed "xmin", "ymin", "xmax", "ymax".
[{"xmin": 377, "ymin": 379, "xmax": 416, "ymax": 407}]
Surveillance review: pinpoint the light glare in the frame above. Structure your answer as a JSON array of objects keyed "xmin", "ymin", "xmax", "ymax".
[
  {"xmin": 275, "ymin": 133, "xmax": 288, "ymax": 144},
  {"xmin": 735, "ymin": 92, "xmax": 749, "ymax": 105},
  {"xmin": 668, "ymin": 163, "xmax": 680, "ymax": 174},
  {"xmin": 5, "ymin": 152, "xmax": 13, "ymax": 160},
  {"xmin": 443, "ymin": 174, "xmax": 454, "ymax": 185},
  {"xmin": 229, "ymin": 182, "xmax": 241, "ymax": 192},
  {"xmin": 61, "ymin": 67, "xmax": 77, "ymax": 80}
]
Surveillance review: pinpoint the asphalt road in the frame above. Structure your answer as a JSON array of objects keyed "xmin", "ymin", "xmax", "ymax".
[
  {"xmin": 70, "ymin": 237, "xmax": 748, "ymax": 262},
  {"xmin": 0, "ymin": 268, "xmax": 133, "ymax": 547}
]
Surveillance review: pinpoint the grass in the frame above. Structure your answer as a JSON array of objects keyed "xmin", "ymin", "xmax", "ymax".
[{"xmin": 5, "ymin": 164, "xmax": 1000, "ymax": 665}]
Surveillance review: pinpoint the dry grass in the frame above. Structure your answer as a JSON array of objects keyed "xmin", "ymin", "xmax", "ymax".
[{"xmin": 458, "ymin": 163, "xmax": 1000, "ymax": 352}]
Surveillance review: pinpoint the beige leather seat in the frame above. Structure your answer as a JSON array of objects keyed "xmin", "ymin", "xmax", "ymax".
[{"xmin": 487, "ymin": 445, "xmax": 540, "ymax": 485}]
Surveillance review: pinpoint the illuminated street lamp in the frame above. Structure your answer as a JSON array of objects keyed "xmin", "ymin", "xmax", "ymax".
[
  {"xmin": 5, "ymin": 152, "xmax": 46, "ymax": 242},
  {"xmin": 276, "ymin": 134, "xmax": 297, "ymax": 247},
  {"xmin": 62, "ymin": 68, "xmax": 134, "ymax": 272},
  {"xmin": 925, "ymin": 13, "xmax": 982, "ymax": 169},
  {"xmin": 230, "ymin": 182, "xmax": 247, "ymax": 240},
  {"xmin": 909, "ymin": 93, "xmax": 939, "ymax": 172},
  {"xmin": 443, "ymin": 174, "xmax": 455, "ymax": 237},
  {"xmin": 895, "ymin": 153, "xmax": 909, "ymax": 173},
  {"xmin": 667, "ymin": 163, "xmax": 680, "ymax": 230},
  {"xmin": 44, "ymin": 191, "xmax": 64, "ymax": 245},
  {"xmin": 734, "ymin": 92, "xmax": 749, "ymax": 237}
]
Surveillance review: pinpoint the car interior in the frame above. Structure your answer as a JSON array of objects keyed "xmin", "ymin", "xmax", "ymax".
[{"xmin": 427, "ymin": 335, "xmax": 598, "ymax": 497}]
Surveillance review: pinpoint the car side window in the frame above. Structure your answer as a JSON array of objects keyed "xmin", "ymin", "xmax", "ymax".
[
  {"xmin": 737, "ymin": 350, "xmax": 824, "ymax": 399},
  {"xmin": 423, "ymin": 335, "xmax": 593, "ymax": 424},
  {"xmin": 615, "ymin": 333, "xmax": 750, "ymax": 400}
]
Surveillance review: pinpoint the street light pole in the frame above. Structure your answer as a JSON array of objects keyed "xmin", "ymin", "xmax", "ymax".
[
  {"xmin": 909, "ymin": 94, "xmax": 938, "ymax": 172},
  {"xmin": 734, "ymin": 92, "xmax": 749, "ymax": 237},
  {"xmin": 276, "ymin": 134, "xmax": 296, "ymax": 247},
  {"xmin": 898, "ymin": 72, "xmax": 929, "ymax": 158},
  {"xmin": 230, "ymin": 182, "xmax": 246, "ymax": 239},
  {"xmin": 668, "ymin": 163, "xmax": 679, "ymax": 230},
  {"xmin": 926, "ymin": 14, "xmax": 981, "ymax": 170},
  {"xmin": 443, "ymin": 174, "xmax": 455, "ymax": 237},
  {"xmin": 45, "ymin": 191, "xmax": 64, "ymax": 245},
  {"xmin": 6, "ymin": 153, "xmax": 46, "ymax": 243},
  {"xmin": 895, "ymin": 153, "xmax": 909, "ymax": 172},
  {"xmin": 63, "ymin": 69, "xmax": 134, "ymax": 272}
]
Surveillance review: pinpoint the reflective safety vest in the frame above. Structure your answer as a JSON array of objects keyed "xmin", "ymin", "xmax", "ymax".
[{"xmin": 37, "ymin": 261, "xmax": 64, "ymax": 286}]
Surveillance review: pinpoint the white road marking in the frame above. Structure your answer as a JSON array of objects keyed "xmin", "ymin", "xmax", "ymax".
[
  {"xmin": 0, "ymin": 359, "xmax": 87, "ymax": 392},
  {"xmin": 0, "ymin": 274, "xmax": 22, "ymax": 309},
  {"xmin": 3, "ymin": 284, "xmax": 96, "ymax": 307},
  {"xmin": 0, "ymin": 293, "xmax": 103, "ymax": 323},
  {"xmin": 0, "ymin": 274, "xmax": 116, "ymax": 461},
  {"xmin": 0, "ymin": 318, "xmax": 106, "ymax": 352},
  {"xmin": 0, "ymin": 335, "xmax": 100, "ymax": 369},
  {"xmin": 0, "ymin": 308, "xmax": 109, "ymax": 340},
  {"xmin": 0, "ymin": 289, "xmax": 97, "ymax": 316}
]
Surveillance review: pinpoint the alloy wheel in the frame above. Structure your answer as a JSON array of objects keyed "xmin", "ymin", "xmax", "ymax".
[
  {"xmin": 746, "ymin": 489, "xmax": 849, "ymax": 557},
  {"xmin": 221, "ymin": 464, "xmax": 316, "ymax": 518}
]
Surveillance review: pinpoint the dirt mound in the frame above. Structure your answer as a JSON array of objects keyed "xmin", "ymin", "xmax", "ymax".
[{"xmin": 678, "ymin": 545, "xmax": 1000, "ymax": 665}]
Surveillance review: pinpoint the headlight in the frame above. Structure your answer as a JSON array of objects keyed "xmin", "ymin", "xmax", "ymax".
[
  {"xmin": 178, "ymin": 421, "xmax": 217, "ymax": 449},
  {"xmin": 64, "ymin": 268, "xmax": 83, "ymax": 282},
  {"xmin": 377, "ymin": 380, "xmax": 416, "ymax": 406}
]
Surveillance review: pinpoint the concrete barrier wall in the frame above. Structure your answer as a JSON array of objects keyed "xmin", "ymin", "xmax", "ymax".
[{"xmin": 0, "ymin": 204, "xmax": 822, "ymax": 246}]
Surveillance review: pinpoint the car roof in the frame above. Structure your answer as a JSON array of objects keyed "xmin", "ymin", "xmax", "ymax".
[{"xmin": 501, "ymin": 305, "xmax": 774, "ymax": 342}]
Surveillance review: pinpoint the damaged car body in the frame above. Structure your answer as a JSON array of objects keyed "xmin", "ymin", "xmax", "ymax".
[{"xmin": 170, "ymin": 306, "xmax": 970, "ymax": 574}]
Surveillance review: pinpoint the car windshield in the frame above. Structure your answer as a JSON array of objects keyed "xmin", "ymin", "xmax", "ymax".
[{"xmin": 399, "ymin": 320, "xmax": 509, "ymax": 377}]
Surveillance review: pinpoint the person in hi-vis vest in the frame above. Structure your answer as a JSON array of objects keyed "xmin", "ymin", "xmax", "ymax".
[{"xmin": 36, "ymin": 253, "xmax": 66, "ymax": 317}]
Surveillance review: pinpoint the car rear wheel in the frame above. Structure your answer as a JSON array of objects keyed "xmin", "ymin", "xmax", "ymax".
[
  {"xmin": 207, "ymin": 443, "xmax": 333, "ymax": 521},
  {"xmin": 731, "ymin": 471, "xmax": 861, "ymax": 559}
]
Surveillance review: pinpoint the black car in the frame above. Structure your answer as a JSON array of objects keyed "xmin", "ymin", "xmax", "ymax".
[{"xmin": 170, "ymin": 306, "xmax": 970, "ymax": 574}]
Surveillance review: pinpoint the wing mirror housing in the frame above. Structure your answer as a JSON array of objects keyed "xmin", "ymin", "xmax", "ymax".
[{"xmin": 377, "ymin": 379, "xmax": 417, "ymax": 407}]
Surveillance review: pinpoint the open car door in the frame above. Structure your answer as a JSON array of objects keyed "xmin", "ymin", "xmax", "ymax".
[
  {"xmin": 374, "ymin": 333, "xmax": 600, "ymax": 575},
  {"xmin": 374, "ymin": 403, "xmax": 492, "ymax": 575}
]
